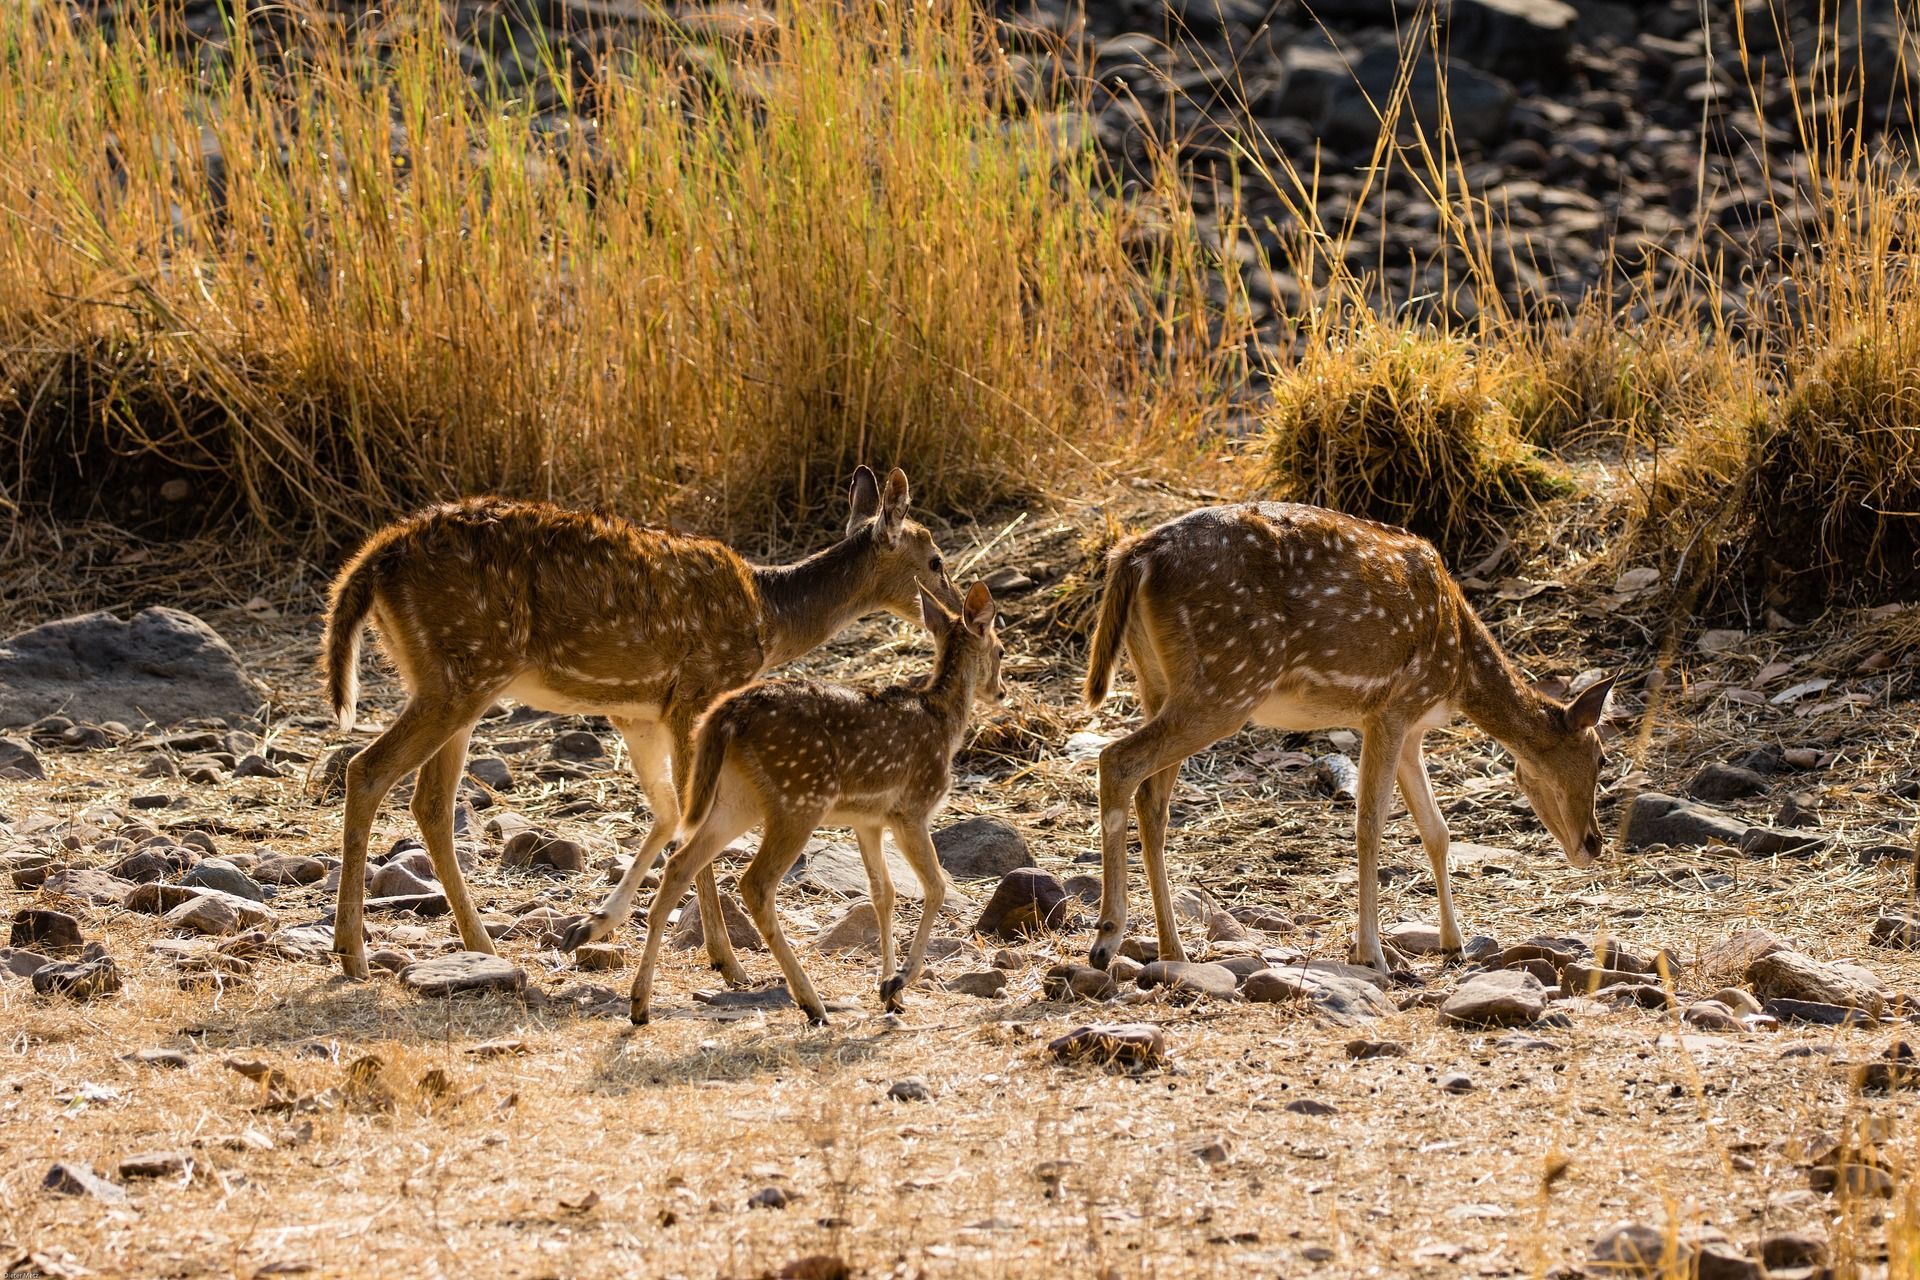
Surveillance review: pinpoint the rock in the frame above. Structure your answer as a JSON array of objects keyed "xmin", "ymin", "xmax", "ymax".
[
  {"xmin": 1384, "ymin": 921, "xmax": 1449, "ymax": 955},
  {"xmin": 1757, "ymin": 1233, "xmax": 1826, "ymax": 1270},
  {"xmin": 318, "ymin": 744, "xmax": 359, "ymax": 798},
  {"xmin": 1322, "ymin": 48, "xmax": 1516, "ymax": 149},
  {"xmin": 1170, "ymin": 885, "xmax": 1222, "ymax": 923},
  {"xmin": 1242, "ymin": 963, "xmax": 1393, "ymax": 1025},
  {"xmin": 125, "ymin": 883, "xmax": 205, "ymax": 915},
  {"xmin": 40, "ymin": 866, "xmax": 135, "ymax": 906},
  {"xmin": 1704, "ymin": 928, "xmax": 1786, "ymax": 976},
  {"xmin": 0, "ymin": 737, "xmax": 46, "ymax": 779},
  {"xmin": 0, "ymin": 608, "xmax": 266, "ymax": 728},
  {"xmin": 1437, "ymin": 1072, "xmax": 1475, "ymax": 1093},
  {"xmin": 574, "ymin": 943, "xmax": 625, "ymax": 972},
  {"xmin": 1624, "ymin": 793, "xmax": 1749, "ymax": 848},
  {"xmin": 1563, "ymin": 961, "xmax": 1663, "ymax": 994},
  {"xmin": 466, "ymin": 755, "xmax": 514, "ymax": 790},
  {"xmin": 119, "ymin": 1150, "xmax": 191, "ymax": 1179},
  {"xmin": 32, "ymin": 955, "xmax": 122, "ymax": 999},
  {"xmin": 815, "ymin": 901, "xmax": 882, "ymax": 953},
  {"xmin": 368, "ymin": 861, "xmax": 438, "ymax": 899},
  {"xmin": 10, "ymin": 908, "xmax": 84, "ymax": 955},
  {"xmin": 1118, "ymin": 937, "xmax": 1161, "ymax": 963},
  {"xmin": 398, "ymin": 952, "xmax": 527, "ymax": 997},
  {"xmin": 1344, "ymin": 1038, "xmax": 1407, "ymax": 1059},
  {"xmin": 1691, "ymin": 1243, "xmax": 1763, "ymax": 1280},
  {"xmin": 946, "ymin": 969, "xmax": 1007, "ymax": 998},
  {"xmin": 366, "ymin": 892, "xmax": 449, "ymax": 918},
  {"xmin": 128, "ymin": 1047, "xmax": 190, "ymax": 1069},
  {"xmin": 1740, "ymin": 826, "xmax": 1831, "ymax": 857},
  {"xmin": 1688, "ymin": 762, "xmax": 1768, "ymax": 803},
  {"xmin": 1809, "ymin": 1164, "xmax": 1894, "ymax": 1197},
  {"xmin": 254, "ymin": 854, "xmax": 326, "ymax": 886},
  {"xmin": 932, "ymin": 816, "xmax": 1032, "ymax": 878},
  {"xmin": 886, "ymin": 1078, "xmax": 933, "ymax": 1103},
  {"xmin": 1308, "ymin": 752, "xmax": 1358, "ymax": 799},
  {"xmin": 367, "ymin": 948, "xmax": 414, "ymax": 974},
  {"xmin": 1229, "ymin": 904, "xmax": 1296, "ymax": 934},
  {"xmin": 1043, "ymin": 963, "xmax": 1117, "ymax": 1001},
  {"xmin": 1447, "ymin": 0, "xmax": 1577, "ymax": 83},
  {"xmin": 43, "ymin": 1161, "xmax": 127, "ymax": 1202},
  {"xmin": 106, "ymin": 849, "xmax": 179, "ymax": 883},
  {"xmin": 1747, "ymin": 951, "xmax": 1887, "ymax": 1018},
  {"xmin": 1588, "ymin": 1223, "xmax": 1681, "ymax": 1274},
  {"xmin": 164, "ymin": 890, "xmax": 272, "ymax": 936},
  {"xmin": 1711, "ymin": 987, "xmax": 1764, "ymax": 1015},
  {"xmin": 1871, "ymin": 910, "xmax": 1920, "ymax": 949},
  {"xmin": 974, "ymin": 869, "xmax": 1071, "ymax": 939},
  {"xmin": 669, "ymin": 892, "xmax": 764, "ymax": 952},
  {"xmin": 181, "ymin": 858, "xmax": 269, "ymax": 902},
  {"xmin": 1135, "ymin": 960, "xmax": 1238, "ymax": 999},
  {"xmin": 1061, "ymin": 874, "xmax": 1102, "ymax": 906},
  {"xmin": 1, "ymin": 948, "xmax": 51, "ymax": 978},
  {"xmin": 1045, "ymin": 1023, "xmax": 1166, "ymax": 1070},
  {"xmin": 790, "ymin": 837, "xmax": 922, "ymax": 898},
  {"xmin": 1765, "ymin": 998, "xmax": 1874, "ymax": 1027},
  {"xmin": 1442, "ymin": 971, "xmax": 1549, "ymax": 1027},
  {"xmin": 550, "ymin": 729, "xmax": 604, "ymax": 760},
  {"xmin": 747, "ymin": 1185, "xmax": 792, "ymax": 1210},
  {"xmin": 1682, "ymin": 1000, "xmax": 1743, "ymax": 1032},
  {"xmin": 501, "ymin": 830, "xmax": 587, "ymax": 873},
  {"xmin": 1216, "ymin": 954, "xmax": 1269, "ymax": 982},
  {"xmin": 1499, "ymin": 940, "xmax": 1574, "ymax": 971},
  {"xmin": 1206, "ymin": 910, "xmax": 1249, "ymax": 943}
]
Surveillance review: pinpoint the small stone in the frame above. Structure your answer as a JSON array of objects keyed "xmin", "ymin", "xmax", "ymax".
[
  {"xmin": 814, "ymin": 901, "xmax": 882, "ymax": 953},
  {"xmin": 1117, "ymin": 936, "xmax": 1160, "ymax": 963},
  {"xmin": 974, "ymin": 869, "xmax": 1071, "ymax": 939},
  {"xmin": 1061, "ymin": 874, "xmax": 1102, "ymax": 906},
  {"xmin": 1775, "ymin": 793, "xmax": 1820, "ymax": 828},
  {"xmin": 1766, "ymin": 998, "xmax": 1874, "ymax": 1027},
  {"xmin": 946, "ymin": 969, "xmax": 1008, "ymax": 998},
  {"xmin": 1747, "ymin": 950, "xmax": 1888, "ymax": 1018},
  {"xmin": 1870, "ymin": 911, "xmax": 1920, "ymax": 950},
  {"xmin": 466, "ymin": 756, "xmax": 514, "ymax": 791},
  {"xmin": 0, "ymin": 738, "xmax": 47, "ymax": 779},
  {"xmin": 233, "ymin": 753, "xmax": 283, "ymax": 779},
  {"xmin": 32, "ymin": 956, "xmax": 122, "ymax": 999},
  {"xmin": 1691, "ymin": 1242, "xmax": 1762, "ymax": 1280},
  {"xmin": 1442, "ymin": 971, "xmax": 1549, "ymax": 1027},
  {"xmin": 1499, "ymin": 940, "xmax": 1573, "ymax": 971},
  {"xmin": 1, "ymin": 947, "xmax": 50, "ymax": 979},
  {"xmin": 1043, "ymin": 962, "xmax": 1117, "ymax": 1001},
  {"xmin": 1460, "ymin": 935, "xmax": 1501, "ymax": 963},
  {"xmin": 574, "ymin": 943, "xmax": 625, "ymax": 972},
  {"xmin": 1563, "ymin": 961, "xmax": 1662, "ymax": 994},
  {"xmin": 1191, "ymin": 1137, "xmax": 1230, "ymax": 1164},
  {"xmin": 10, "ymin": 908, "xmax": 84, "ymax": 955},
  {"xmin": 886, "ymin": 1078, "xmax": 933, "ymax": 1103},
  {"xmin": 1344, "ymin": 1038, "xmax": 1407, "ymax": 1059},
  {"xmin": 1242, "ymin": 963, "xmax": 1393, "ymax": 1025},
  {"xmin": 747, "ymin": 1185, "xmax": 792, "ymax": 1210},
  {"xmin": 1384, "ymin": 921, "xmax": 1449, "ymax": 955},
  {"xmin": 1711, "ymin": 986, "xmax": 1764, "ymax": 1015},
  {"xmin": 1045, "ymin": 1023, "xmax": 1166, "ymax": 1070},
  {"xmin": 43, "ymin": 1161, "xmax": 126, "ymax": 1202},
  {"xmin": 668, "ymin": 892, "xmax": 764, "ymax": 952},
  {"xmin": 1284, "ymin": 1097, "xmax": 1337, "ymax": 1115},
  {"xmin": 550, "ymin": 730, "xmax": 604, "ymax": 761},
  {"xmin": 1206, "ymin": 910, "xmax": 1249, "ymax": 943},
  {"xmin": 1437, "ymin": 1072, "xmax": 1475, "ymax": 1094},
  {"xmin": 368, "ymin": 861, "xmax": 438, "ymax": 899},
  {"xmin": 1108, "ymin": 957, "xmax": 1143, "ymax": 985},
  {"xmin": 128, "ymin": 1047, "xmax": 190, "ymax": 1068},
  {"xmin": 164, "ymin": 890, "xmax": 272, "ymax": 936},
  {"xmin": 367, "ymin": 948, "xmax": 414, "ymax": 974},
  {"xmin": 1757, "ymin": 1233, "xmax": 1826, "ymax": 1270},
  {"xmin": 179, "ymin": 756, "xmax": 228, "ymax": 785},
  {"xmin": 502, "ymin": 829, "xmax": 587, "ymax": 873},
  {"xmin": 181, "ymin": 858, "xmax": 269, "ymax": 902},
  {"xmin": 1683, "ymin": 1001, "xmax": 1743, "ymax": 1032},
  {"xmin": 932, "ymin": 816, "xmax": 1032, "ymax": 878},
  {"xmin": 1588, "ymin": 1223, "xmax": 1678, "ymax": 1273},
  {"xmin": 1688, "ymin": 762, "xmax": 1768, "ymax": 803},
  {"xmin": 254, "ymin": 854, "xmax": 326, "ymax": 886},
  {"xmin": 119, "ymin": 1150, "xmax": 191, "ymax": 1180},
  {"xmin": 1808, "ymin": 1164, "xmax": 1894, "ymax": 1197},
  {"xmin": 1135, "ymin": 960, "xmax": 1238, "ymax": 1000},
  {"xmin": 398, "ymin": 952, "xmax": 527, "ymax": 997},
  {"xmin": 1228, "ymin": 905, "xmax": 1296, "ymax": 934}
]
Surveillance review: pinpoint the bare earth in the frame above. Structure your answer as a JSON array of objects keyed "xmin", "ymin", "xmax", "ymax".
[{"xmin": 2, "ymin": 499, "xmax": 1917, "ymax": 1279}]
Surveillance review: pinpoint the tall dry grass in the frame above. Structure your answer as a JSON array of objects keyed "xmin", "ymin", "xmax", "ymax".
[{"xmin": 0, "ymin": 0, "xmax": 1235, "ymax": 548}]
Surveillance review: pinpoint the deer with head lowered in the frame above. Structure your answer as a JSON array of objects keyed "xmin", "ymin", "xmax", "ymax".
[
  {"xmin": 1081, "ymin": 502, "xmax": 1617, "ymax": 973},
  {"xmin": 630, "ymin": 581, "xmax": 1004, "ymax": 1026},
  {"xmin": 320, "ymin": 467, "xmax": 960, "ymax": 982}
]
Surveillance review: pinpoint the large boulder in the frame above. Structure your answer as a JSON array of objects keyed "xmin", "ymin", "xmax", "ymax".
[
  {"xmin": 1444, "ymin": 0, "xmax": 1577, "ymax": 85},
  {"xmin": 1320, "ymin": 47, "xmax": 1518, "ymax": 149},
  {"xmin": 933, "ymin": 817, "xmax": 1033, "ymax": 879},
  {"xmin": 0, "ymin": 608, "xmax": 266, "ymax": 729}
]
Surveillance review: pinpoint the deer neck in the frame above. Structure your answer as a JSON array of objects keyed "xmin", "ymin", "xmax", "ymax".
[
  {"xmin": 917, "ymin": 641, "xmax": 979, "ymax": 756},
  {"xmin": 1451, "ymin": 610, "xmax": 1561, "ymax": 764},
  {"xmin": 751, "ymin": 535, "xmax": 881, "ymax": 671}
]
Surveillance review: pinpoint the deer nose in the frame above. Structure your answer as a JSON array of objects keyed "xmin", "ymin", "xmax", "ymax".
[{"xmin": 1579, "ymin": 830, "xmax": 1603, "ymax": 864}]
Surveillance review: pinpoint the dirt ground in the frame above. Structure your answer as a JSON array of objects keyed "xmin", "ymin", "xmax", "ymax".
[{"xmin": 2, "ymin": 493, "xmax": 1918, "ymax": 1279}]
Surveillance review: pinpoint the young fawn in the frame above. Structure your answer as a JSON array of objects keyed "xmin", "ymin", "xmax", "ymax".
[
  {"xmin": 1082, "ymin": 502, "xmax": 1616, "ymax": 973},
  {"xmin": 321, "ymin": 467, "xmax": 960, "ymax": 982},
  {"xmin": 630, "ymin": 581, "xmax": 1005, "ymax": 1026}
]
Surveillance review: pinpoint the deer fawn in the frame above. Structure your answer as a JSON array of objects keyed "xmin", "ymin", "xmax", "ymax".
[
  {"xmin": 629, "ymin": 581, "xmax": 1004, "ymax": 1026},
  {"xmin": 321, "ymin": 467, "xmax": 960, "ymax": 982},
  {"xmin": 1082, "ymin": 503, "xmax": 1616, "ymax": 973}
]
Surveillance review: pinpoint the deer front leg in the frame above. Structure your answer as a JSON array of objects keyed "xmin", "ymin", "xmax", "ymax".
[
  {"xmin": 563, "ymin": 718, "xmax": 675, "ymax": 953},
  {"xmin": 852, "ymin": 823, "xmax": 898, "ymax": 1007},
  {"xmin": 1350, "ymin": 720, "xmax": 1406, "ymax": 974},
  {"xmin": 1397, "ymin": 735, "xmax": 1462, "ymax": 955},
  {"xmin": 629, "ymin": 795, "xmax": 755, "ymax": 1025},
  {"xmin": 884, "ymin": 818, "xmax": 947, "ymax": 1010}
]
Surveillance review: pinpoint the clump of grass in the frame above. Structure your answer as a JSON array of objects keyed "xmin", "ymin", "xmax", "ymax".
[
  {"xmin": 1259, "ymin": 324, "xmax": 1566, "ymax": 556},
  {"xmin": 0, "ymin": 0, "xmax": 1233, "ymax": 547}
]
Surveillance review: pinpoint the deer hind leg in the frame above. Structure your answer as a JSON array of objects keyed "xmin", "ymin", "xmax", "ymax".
[
  {"xmin": 335, "ymin": 692, "xmax": 489, "ymax": 980},
  {"xmin": 629, "ymin": 791, "xmax": 756, "ymax": 1025},
  {"xmin": 1397, "ymin": 736, "xmax": 1462, "ymax": 954},
  {"xmin": 665, "ymin": 716, "xmax": 754, "ymax": 989},
  {"xmin": 882, "ymin": 817, "xmax": 948, "ymax": 1011},
  {"xmin": 852, "ymin": 823, "xmax": 897, "ymax": 1008},
  {"xmin": 1088, "ymin": 706, "xmax": 1240, "ymax": 969},
  {"xmin": 410, "ymin": 725, "xmax": 495, "ymax": 955},
  {"xmin": 1351, "ymin": 719, "xmax": 1409, "ymax": 974},
  {"xmin": 737, "ymin": 817, "xmax": 829, "ymax": 1025},
  {"xmin": 562, "ymin": 717, "xmax": 674, "ymax": 952},
  {"xmin": 1134, "ymin": 764, "xmax": 1186, "ymax": 964}
]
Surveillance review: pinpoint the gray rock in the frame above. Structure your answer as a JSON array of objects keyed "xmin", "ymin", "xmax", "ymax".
[
  {"xmin": 181, "ymin": 858, "xmax": 269, "ymax": 902},
  {"xmin": 1437, "ymin": 1072, "xmax": 1476, "ymax": 1094},
  {"xmin": 1589, "ymin": 1222, "xmax": 1680, "ymax": 1273},
  {"xmin": 43, "ymin": 1161, "xmax": 127, "ymax": 1202},
  {"xmin": 1624, "ymin": 793, "xmax": 1749, "ymax": 848},
  {"xmin": 163, "ymin": 890, "xmax": 272, "ymax": 936},
  {"xmin": 974, "ymin": 869, "xmax": 1071, "ymax": 939},
  {"xmin": 367, "ymin": 861, "xmax": 438, "ymax": 899},
  {"xmin": 1385, "ymin": 921, "xmax": 1450, "ymax": 955},
  {"xmin": 32, "ymin": 956, "xmax": 122, "ymax": 999},
  {"xmin": 1322, "ymin": 48, "xmax": 1517, "ymax": 149},
  {"xmin": 946, "ymin": 969, "xmax": 1007, "ymax": 998},
  {"xmin": 1242, "ymin": 964, "xmax": 1393, "ymax": 1025},
  {"xmin": 253, "ymin": 854, "xmax": 326, "ymax": 886},
  {"xmin": 790, "ymin": 837, "xmax": 921, "ymax": 898},
  {"xmin": 1809, "ymin": 1164, "xmax": 1894, "ymax": 1197},
  {"xmin": 398, "ymin": 952, "xmax": 527, "ymax": 997},
  {"xmin": 814, "ymin": 901, "xmax": 882, "ymax": 953},
  {"xmin": 1441, "ymin": 971, "xmax": 1549, "ymax": 1027},
  {"xmin": 1046, "ymin": 1023, "xmax": 1166, "ymax": 1070},
  {"xmin": 1871, "ymin": 911, "xmax": 1920, "ymax": 949},
  {"xmin": 0, "ymin": 737, "xmax": 46, "ymax": 779},
  {"xmin": 549, "ymin": 730, "xmax": 604, "ymax": 760},
  {"xmin": 1758, "ymin": 1232, "xmax": 1826, "ymax": 1270},
  {"xmin": 1739, "ymin": 826, "xmax": 1831, "ymax": 857},
  {"xmin": 125, "ymin": 883, "xmax": 205, "ymax": 915},
  {"xmin": 127, "ymin": 1047, "xmax": 190, "ymax": 1069},
  {"xmin": 1344, "ymin": 1038, "xmax": 1407, "ymax": 1059},
  {"xmin": 1447, "ymin": 0, "xmax": 1578, "ymax": 84},
  {"xmin": 746, "ymin": 1185, "xmax": 791, "ymax": 1210},
  {"xmin": 119, "ymin": 1150, "xmax": 191, "ymax": 1179},
  {"xmin": 1746, "ymin": 950, "xmax": 1887, "ymax": 1018},
  {"xmin": 669, "ymin": 892, "xmax": 764, "ymax": 952},
  {"xmin": 886, "ymin": 1078, "xmax": 933, "ymax": 1103},
  {"xmin": 40, "ymin": 866, "xmax": 135, "ymax": 906},
  {"xmin": 932, "ymin": 816, "xmax": 1032, "ymax": 879},
  {"xmin": 2, "ymin": 948, "xmax": 52, "ymax": 978},
  {"xmin": 0, "ymin": 608, "xmax": 266, "ymax": 728},
  {"xmin": 1043, "ymin": 962, "xmax": 1118, "ymax": 1001},
  {"xmin": 1135, "ymin": 960, "xmax": 1239, "ymax": 999},
  {"xmin": 1688, "ymin": 762, "xmax": 1768, "ymax": 803},
  {"xmin": 1765, "ymin": 998, "xmax": 1875, "ymax": 1027},
  {"xmin": 1062, "ymin": 874, "xmax": 1102, "ymax": 906},
  {"xmin": 1284, "ymin": 1097, "xmax": 1337, "ymax": 1116},
  {"xmin": 466, "ymin": 755, "xmax": 514, "ymax": 790},
  {"xmin": 1703, "ymin": 928, "xmax": 1785, "ymax": 976},
  {"xmin": 10, "ymin": 908, "xmax": 84, "ymax": 955}
]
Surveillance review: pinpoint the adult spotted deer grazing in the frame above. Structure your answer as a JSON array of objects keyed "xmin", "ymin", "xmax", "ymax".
[
  {"xmin": 630, "ymin": 582, "xmax": 1005, "ymax": 1026},
  {"xmin": 321, "ymin": 467, "xmax": 960, "ymax": 982},
  {"xmin": 1082, "ymin": 503, "xmax": 1617, "ymax": 973}
]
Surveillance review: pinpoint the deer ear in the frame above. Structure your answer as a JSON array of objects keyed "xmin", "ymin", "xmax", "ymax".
[
  {"xmin": 877, "ymin": 468, "xmax": 910, "ymax": 546},
  {"xmin": 962, "ymin": 581, "xmax": 995, "ymax": 636},
  {"xmin": 919, "ymin": 586, "xmax": 952, "ymax": 637},
  {"xmin": 847, "ymin": 466, "xmax": 881, "ymax": 536},
  {"xmin": 1565, "ymin": 673, "xmax": 1618, "ymax": 733}
]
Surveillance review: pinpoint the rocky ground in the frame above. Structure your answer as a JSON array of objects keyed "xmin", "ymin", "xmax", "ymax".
[{"xmin": 1, "ymin": 492, "xmax": 1917, "ymax": 1277}]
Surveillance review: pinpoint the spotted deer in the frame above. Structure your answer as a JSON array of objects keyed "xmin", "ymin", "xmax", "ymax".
[
  {"xmin": 629, "ymin": 581, "xmax": 1004, "ymax": 1026},
  {"xmin": 320, "ymin": 467, "xmax": 960, "ymax": 982},
  {"xmin": 1081, "ymin": 503, "xmax": 1617, "ymax": 973}
]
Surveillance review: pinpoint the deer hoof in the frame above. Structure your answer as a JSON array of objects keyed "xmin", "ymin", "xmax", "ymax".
[
  {"xmin": 559, "ymin": 918, "xmax": 600, "ymax": 953},
  {"xmin": 628, "ymin": 1002, "xmax": 650, "ymax": 1026},
  {"xmin": 879, "ymin": 976, "xmax": 906, "ymax": 1011},
  {"xmin": 804, "ymin": 1010, "xmax": 829, "ymax": 1028},
  {"xmin": 333, "ymin": 952, "xmax": 371, "ymax": 983}
]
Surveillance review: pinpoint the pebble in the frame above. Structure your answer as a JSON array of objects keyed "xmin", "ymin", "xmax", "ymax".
[
  {"xmin": 932, "ymin": 816, "xmax": 1032, "ymax": 878},
  {"xmin": 233, "ymin": 753, "xmax": 283, "ymax": 779},
  {"xmin": 181, "ymin": 858, "xmax": 270, "ymax": 902},
  {"xmin": 127, "ymin": 1047, "xmax": 190, "ymax": 1069},
  {"xmin": 747, "ymin": 1185, "xmax": 792, "ymax": 1210},
  {"xmin": 1135, "ymin": 960, "xmax": 1238, "ymax": 1000},
  {"xmin": 1045, "ymin": 1023, "xmax": 1166, "ymax": 1071},
  {"xmin": 118, "ymin": 1150, "xmax": 191, "ymax": 1179},
  {"xmin": 814, "ymin": 901, "xmax": 881, "ymax": 953},
  {"xmin": 32, "ymin": 956, "xmax": 122, "ymax": 999},
  {"xmin": 253, "ymin": 854, "xmax": 326, "ymax": 886},
  {"xmin": 973, "ymin": 869, "xmax": 1071, "ymax": 939},
  {"xmin": 1870, "ymin": 910, "xmax": 1920, "ymax": 950},
  {"xmin": 42, "ymin": 1162, "xmax": 127, "ymax": 1202},
  {"xmin": 398, "ymin": 952, "xmax": 527, "ymax": 998},
  {"xmin": 466, "ymin": 755, "xmax": 515, "ymax": 791},
  {"xmin": 886, "ymin": 1078, "xmax": 933, "ymax": 1103},
  {"xmin": 502, "ymin": 829, "xmax": 588, "ymax": 873},
  {"xmin": 945, "ymin": 969, "xmax": 1007, "ymax": 999},
  {"xmin": 10, "ymin": 908, "xmax": 84, "ymax": 955},
  {"xmin": 1345, "ymin": 1038, "xmax": 1407, "ymax": 1059},
  {"xmin": 1441, "ymin": 971, "xmax": 1549, "ymax": 1027},
  {"xmin": 549, "ymin": 730, "xmax": 604, "ymax": 761},
  {"xmin": 1437, "ymin": 1072, "xmax": 1475, "ymax": 1094},
  {"xmin": 367, "ymin": 948, "xmax": 414, "ymax": 974},
  {"xmin": 1284, "ymin": 1097, "xmax": 1337, "ymax": 1115}
]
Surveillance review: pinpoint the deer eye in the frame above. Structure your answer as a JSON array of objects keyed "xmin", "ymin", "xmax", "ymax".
[{"xmin": 929, "ymin": 555, "xmax": 943, "ymax": 573}]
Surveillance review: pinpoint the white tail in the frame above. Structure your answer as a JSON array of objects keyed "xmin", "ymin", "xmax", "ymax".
[
  {"xmin": 629, "ymin": 582, "xmax": 1004, "ymax": 1025},
  {"xmin": 320, "ymin": 467, "xmax": 962, "ymax": 983},
  {"xmin": 1082, "ymin": 502, "xmax": 1615, "ymax": 973}
]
